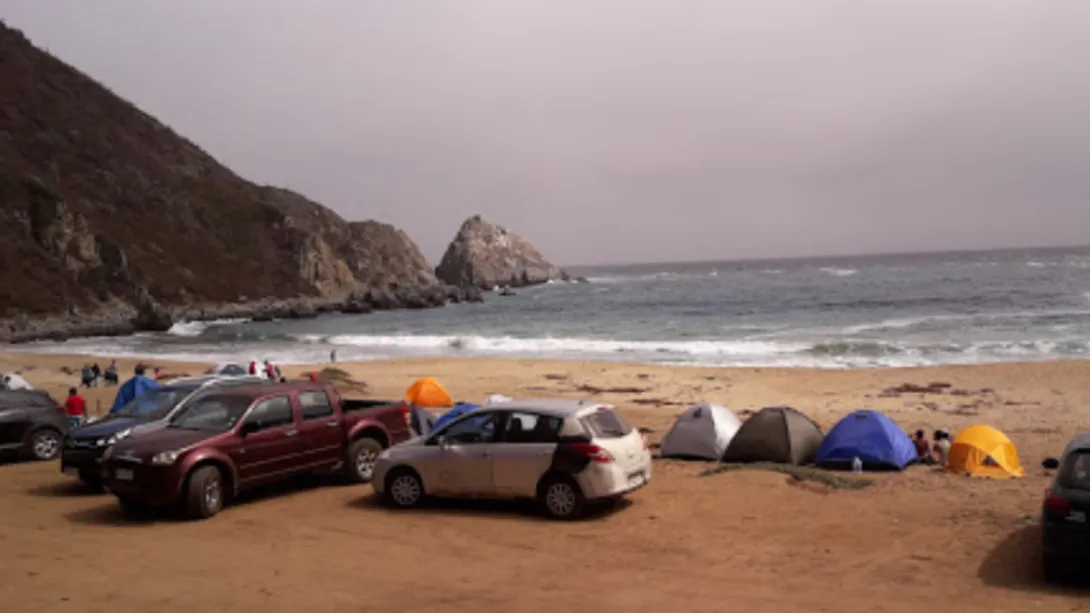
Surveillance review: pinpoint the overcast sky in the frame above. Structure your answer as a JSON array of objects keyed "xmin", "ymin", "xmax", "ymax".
[{"xmin": 3, "ymin": 1, "xmax": 1090, "ymax": 265}]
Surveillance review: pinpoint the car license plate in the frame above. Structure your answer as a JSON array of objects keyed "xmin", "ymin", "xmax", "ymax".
[
  {"xmin": 62, "ymin": 466, "xmax": 79, "ymax": 477},
  {"xmin": 628, "ymin": 471, "xmax": 645, "ymax": 487},
  {"xmin": 1069, "ymin": 510, "xmax": 1087, "ymax": 523},
  {"xmin": 115, "ymin": 468, "xmax": 134, "ymax": 481}
]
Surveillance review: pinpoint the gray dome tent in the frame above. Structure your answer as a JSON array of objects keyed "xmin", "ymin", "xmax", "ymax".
[
  {"xmin": 660, "ymin": 403, "xmax": 742, "ymax": 461},
  {"xmin": 721, "ymin": 405, "xmax": 823, "ymax": 465}
]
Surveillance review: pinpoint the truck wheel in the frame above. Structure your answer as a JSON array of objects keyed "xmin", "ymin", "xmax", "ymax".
[
  {"xmin": 346, "ymin": 438, "xmax": 383, "ymax": 483},
  {"xmin": 383, "ymin": 468, "xmax": 424, "ymax": 509},
  {"xmin": 184, "ymin": 466, "xmax": 225, "ymax": 520},
  {"xmin": 538, "ymin": 474, "xmax": 586, "ymax": 520},
  {"xmin": 23, "ymin": 428, "xmax": 62, "ymax": 461}
]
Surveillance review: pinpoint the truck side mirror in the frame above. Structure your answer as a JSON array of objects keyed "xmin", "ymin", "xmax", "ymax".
[{"xmin": 239, "ymin": 421, "xmax": 260, "ymax": 437}]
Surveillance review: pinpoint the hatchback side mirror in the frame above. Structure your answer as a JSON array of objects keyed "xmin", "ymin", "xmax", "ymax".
[{"xmin": 1042, "ymin": 457, "xmax": 1060, "ymax": 470}]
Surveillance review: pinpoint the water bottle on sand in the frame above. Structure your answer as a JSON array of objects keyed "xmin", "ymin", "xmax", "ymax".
[{"xmin": 851, "ymin": 456, "xmax": 863, "ymax": 474}]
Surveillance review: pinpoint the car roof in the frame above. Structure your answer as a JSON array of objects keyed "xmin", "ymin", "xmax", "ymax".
[
  {"xmin": 162, "ymin": 375, "xmax": 262, "ymax": 388},
  {"xmin": 1064, "ymin": 431, "xmax": 1090, "ymax": 455},
  {"xmin": 200, "ymin": 381, "xmax": 331, "ymax": 399},
  {"xmin": 481, "ymin": 398, "xmax": 610, "ymax": 418}
]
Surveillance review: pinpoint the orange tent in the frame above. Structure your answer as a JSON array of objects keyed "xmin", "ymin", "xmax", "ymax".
[
  {"xmin": 405, "ymin": 377, "xmax": 453, "ymax": 408},
  {"xmin": 947, "ymin": 425, "xmax": 1024, "ymax": 478}
]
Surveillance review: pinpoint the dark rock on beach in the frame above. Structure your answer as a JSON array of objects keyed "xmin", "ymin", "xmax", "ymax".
[
  {"xmin": 0, "ymin": 22, "xmax": 478, "ymax": 343},
  {"xmin": 435, "ymin": 215, "xmax": 569, "ymax": 290}
]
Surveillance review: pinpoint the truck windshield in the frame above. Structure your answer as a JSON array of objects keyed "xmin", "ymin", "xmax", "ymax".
[
  {"xmin": 114, "ymin": 387, "xmax": 197, "ymax": 420},
  {"xmin": 169, "ymin": 394, "xmax": 254, "ymax": 432}
]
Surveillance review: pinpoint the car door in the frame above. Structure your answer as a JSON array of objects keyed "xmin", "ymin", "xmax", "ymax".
[
  {"xmin": 490, "ymin": 411, "xmax": 562, "ymax": 498},
  {"xmin": 229, "ymin": 395, "xmax": 303, "ymax": 487},
  {"xmin": 294, "ymin": 389, "xmax": 342, "ymax": 469},
  {"xmin": 425, "ymin": 411, "xmax": 502, "ymax": 497}
]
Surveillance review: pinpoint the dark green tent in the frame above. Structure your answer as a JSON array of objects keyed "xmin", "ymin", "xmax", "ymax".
[{"xmin": 721, "ymin": 405, "xmax": 823, "ymax": 465}]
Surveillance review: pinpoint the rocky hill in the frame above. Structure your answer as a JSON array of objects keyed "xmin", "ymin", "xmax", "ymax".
[
  {"xmin": 436, "ymin": 215, "xmax": 569, "ymax": 290},
  {"xmin": 0, "ymin": 23, "xmax": 475, "ymax": 342}
]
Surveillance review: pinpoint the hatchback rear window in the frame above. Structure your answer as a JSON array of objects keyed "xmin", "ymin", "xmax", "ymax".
[
  {"xmin": 581, "ymin": 408, "xmax": 632, "ymax": 439},
  {"xmin": 1060, "ymin": 451, "xmax": 1090, "ymax": 491}
]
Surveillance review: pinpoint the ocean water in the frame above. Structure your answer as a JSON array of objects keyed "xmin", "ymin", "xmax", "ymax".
[{"xmin": 11, "ymin": 247, "xmax": 1090, "ymax": 369}]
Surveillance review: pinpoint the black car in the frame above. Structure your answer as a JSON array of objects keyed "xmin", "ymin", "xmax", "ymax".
[
  {"xmin": 0, "ymin": 390, "xmax": 68, "ymax": 461},
  {"xmin": 1041, "ymin": 432, "xmax": 1090, "ymax": 582}
]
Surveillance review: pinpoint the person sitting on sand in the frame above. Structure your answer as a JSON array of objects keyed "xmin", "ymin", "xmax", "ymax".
[
  {"xmin": 104, "ymin": 361, "xmax": 119, "ymax": 386},
  {"xmin": 912, "ymin": 429, "xmax": 933, "ymax": 464},
  {"xmin": 80, "ymin": 365, "xmax": 95, "ymax": 388},
  {"xmin": 932, "ymin": 429, "xmax": 951, "ymax": 466},
  {"xmin": 64, "ymin": 387, "xmax": 87, "ymax": 427}
]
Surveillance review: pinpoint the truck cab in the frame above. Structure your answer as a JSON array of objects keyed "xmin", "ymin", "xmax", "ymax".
[{"xmin": 99, "ymin": 382, "xmax": 415, "ymax": 519}]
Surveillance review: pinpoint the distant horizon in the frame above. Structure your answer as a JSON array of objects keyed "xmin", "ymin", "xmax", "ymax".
[{"xmin": 563, "ymin": 242, "xmax": 1090, "ymax": 270}]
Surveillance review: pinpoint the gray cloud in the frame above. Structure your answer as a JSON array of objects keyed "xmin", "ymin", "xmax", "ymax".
[{"xmin": 3, "ymin": 0, "xmax": 1089, "ymax": 264}]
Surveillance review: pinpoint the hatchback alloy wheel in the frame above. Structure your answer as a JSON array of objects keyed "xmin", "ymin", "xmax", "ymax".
[{"xmin": 545, "ymin": 482, "xmax": 578, "ymax": 518}]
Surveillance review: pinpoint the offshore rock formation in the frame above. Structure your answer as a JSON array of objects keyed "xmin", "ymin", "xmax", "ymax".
[{"xmin": 435, "ymin": 215, "xmax": 569, "ymax": 290}]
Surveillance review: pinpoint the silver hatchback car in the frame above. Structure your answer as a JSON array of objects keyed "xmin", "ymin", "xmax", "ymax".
[{"xmin": 372, "ymin": 398, "xmax": 652, "ymax": 519}]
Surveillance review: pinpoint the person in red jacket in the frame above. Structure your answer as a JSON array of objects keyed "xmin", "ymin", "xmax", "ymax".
[{"xmin": 64, "ymin": 387, "xmax": 87, "ymax": 426}]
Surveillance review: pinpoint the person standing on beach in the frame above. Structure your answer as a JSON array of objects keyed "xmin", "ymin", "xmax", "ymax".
[{"xmin": 64, "ymin": 387, "xmax": 87, "ymax": 426}]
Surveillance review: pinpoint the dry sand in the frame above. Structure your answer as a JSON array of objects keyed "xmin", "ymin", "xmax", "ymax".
[{"xmin": 0, "ymin": 349, "xmax": 1087, "ymax": 612}]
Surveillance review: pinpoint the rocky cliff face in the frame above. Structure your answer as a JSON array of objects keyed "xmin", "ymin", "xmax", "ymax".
[
  {"xmin": 0, "ymin": 23, "xmax": 474, "ymax": 342},
  {"xmin": 435, "ymin": 215, "xmax": 569, "ymax": 290}
]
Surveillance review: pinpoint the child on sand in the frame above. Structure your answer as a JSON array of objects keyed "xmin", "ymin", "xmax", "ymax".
[
  {"xmin": 64, "ymin": 387, "xmax": 87, "ymax": 427},
  {"xmin": 932, "ymin": 429, "xmax": 951, "ymax": 466},
  {"xmin": 913, "ymin": 430, "xmax": 934, "ymax": 464}
]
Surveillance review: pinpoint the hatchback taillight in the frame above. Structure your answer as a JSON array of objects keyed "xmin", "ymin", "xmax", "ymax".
[
  {"xmin": 1044, "ymin": 490, "xmax": 1070, "ymax": 516},
  {"xmin": 570, "ymin": 442, "xmax": 614, "ymax": 463}
]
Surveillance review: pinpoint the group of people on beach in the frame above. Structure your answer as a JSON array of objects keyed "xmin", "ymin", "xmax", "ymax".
[
  {"xmin": 79, "ymin": 361, "xmax": 119, "ymax": 387},
  {"xmin": 912, "ymin": 428, "xmax": 952, "ymax": 466}
]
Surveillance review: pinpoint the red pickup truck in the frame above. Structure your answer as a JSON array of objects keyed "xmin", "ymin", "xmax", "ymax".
[{"xmin": 99, "ymin": 382, "xmax": 416, "ymax": 519}]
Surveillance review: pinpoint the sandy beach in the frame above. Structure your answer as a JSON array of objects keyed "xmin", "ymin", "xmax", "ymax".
[{"xmin": 0, "ymin": 349, "xmax": 1087, "ymax": 612}]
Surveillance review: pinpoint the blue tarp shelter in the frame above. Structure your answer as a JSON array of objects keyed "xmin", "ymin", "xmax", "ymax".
[
  {"xmin": 816, "ymin": 409, "xmax": 917, "ymax": 470},
  {"xmin": 110, "ymin": 375, "xmax": 159, "ymax": 413},
  {"xmin": 432, "ymin": 402, "xmax": 480, "ymax": 432}
]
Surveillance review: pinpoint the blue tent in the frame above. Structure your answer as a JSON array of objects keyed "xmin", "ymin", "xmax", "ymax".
[
  {"xmin": 109, "ymin": 375, "xmax": 159, "ymax": 413},
  {"xmin": 816, "ymin": 409, "xmax": 917, "ymax": 470},
  {"xmin": 432, "ymin": 402, "xmax": 480, "ymax": 432}
]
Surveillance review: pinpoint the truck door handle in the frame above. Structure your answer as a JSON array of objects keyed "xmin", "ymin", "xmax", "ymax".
[
  {"xmin": 285, "ymin": 430, "xmax": 299, "ymax": 437},
  {"xmin": 326, "ymin": 421, "xmax": 339, "ymax": 428}
]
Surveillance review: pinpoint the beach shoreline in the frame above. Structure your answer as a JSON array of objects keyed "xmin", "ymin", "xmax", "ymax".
[{"xmin": 3, "ymin": 348, "xmax": 1085, "ymax": 462}]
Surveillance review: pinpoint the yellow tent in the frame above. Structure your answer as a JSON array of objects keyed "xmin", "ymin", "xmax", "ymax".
[
  {"xmin": 947, "ymin": 425, "xmax": 1024, "ymax": 478},
  {"xmin": 405, "ymin": 377, "xmax": 453, "ymax": 408}
]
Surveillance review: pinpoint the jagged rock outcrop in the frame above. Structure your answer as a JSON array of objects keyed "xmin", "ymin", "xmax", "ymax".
[
  {"xmin": 0, "ymin": 22, "xmax": 466, "ymax": 342},
  {"xmin": 435, "ymin": 215, "xmax": 569, "ymax": 290}
]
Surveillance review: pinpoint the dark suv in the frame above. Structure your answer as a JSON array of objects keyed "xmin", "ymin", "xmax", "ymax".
[
  {"xmin": 1042, "ymin": 432, "xmax": 1090, "ymax": 582},
  {"xmin": 0, "ymin": 390, "xmax": 69, "ymax": 461}
]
